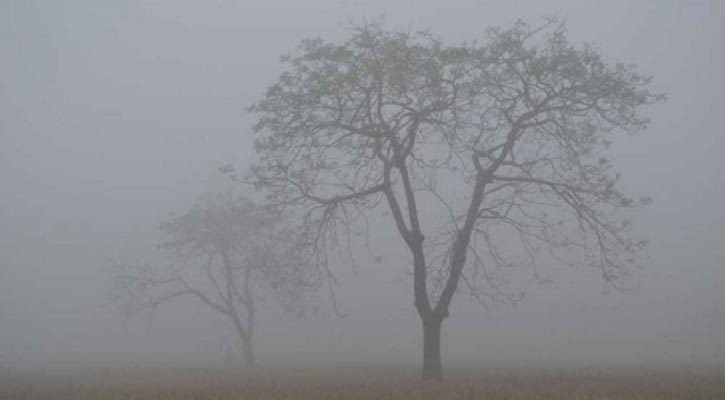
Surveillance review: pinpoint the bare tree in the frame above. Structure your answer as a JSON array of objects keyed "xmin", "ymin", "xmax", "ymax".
[
  {"xmin": 245, "ymin": 18, "xmax": 664, "ymax": 379},
  {"xmin": 113, "ymin": 191, "xmax": 314, "ymax": 366}
]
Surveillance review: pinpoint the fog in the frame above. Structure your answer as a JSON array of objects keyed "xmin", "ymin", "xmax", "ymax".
[{"xmin": 1, "ymin": 0, "xmax": 723, "ymax": 374}]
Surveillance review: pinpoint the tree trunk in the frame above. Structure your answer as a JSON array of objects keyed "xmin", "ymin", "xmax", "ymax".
[
  {"xmin": 231, "ymin": 313, "xmax": 256, "ymax": 367},
  {"xmin": 240, "ymin": 333, "xmax": 256, "ymax": 366},
  {"xmin": 421, "ymin": 314, "xmax": 443, "ymax": 381}
]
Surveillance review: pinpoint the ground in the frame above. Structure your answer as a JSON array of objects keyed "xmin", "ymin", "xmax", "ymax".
[{"xmin": 1, "ymin": 364, "xmax": 723, "ymax": 399}]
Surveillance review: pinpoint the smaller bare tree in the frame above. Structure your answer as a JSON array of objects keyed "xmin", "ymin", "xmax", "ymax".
[{"xmin": 113, "ymin": 191, "xmax": 315, "ymax": 366}]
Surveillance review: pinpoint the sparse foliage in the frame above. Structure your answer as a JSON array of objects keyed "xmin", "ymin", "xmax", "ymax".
[
  {"xmin": 113, "ymin": 191, "xmax": 316, "ymax": 365},
  {"xmin": 247, "ymin": 18, "xmax": 664, "ymax": 379}
]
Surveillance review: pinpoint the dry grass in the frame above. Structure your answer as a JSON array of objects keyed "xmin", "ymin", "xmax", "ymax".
[{"xmin": 1, "ymin": 365, "xmax": 723, "ymax": 399}]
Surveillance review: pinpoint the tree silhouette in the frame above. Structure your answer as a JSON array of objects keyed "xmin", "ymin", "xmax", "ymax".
[
  {"xmin": 247, "ymin": 18, "xmax": 663, "ymax": 379},
  {"xmin": 114, "ymin": 191, "xmax": 315, "ymax": 365}
]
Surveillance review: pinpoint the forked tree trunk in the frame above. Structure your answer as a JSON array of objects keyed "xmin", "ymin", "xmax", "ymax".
[{"xmin": 421, "ymin": 313, "xmax": 444, "ymax": 381}]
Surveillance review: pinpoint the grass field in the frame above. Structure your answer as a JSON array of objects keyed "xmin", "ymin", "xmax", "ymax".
[{"xmin": 1, "ymin": 365, "xmax": 723, "ymax": 399}]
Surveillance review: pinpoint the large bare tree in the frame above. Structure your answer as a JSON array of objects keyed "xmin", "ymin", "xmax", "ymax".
[
  {"xmin": 114, "ymin": 191, "xmax": 314, "ymax": 366},
  {"xmin": 245, "ymin": 19, "xmax": 664, "ymax": 379}
]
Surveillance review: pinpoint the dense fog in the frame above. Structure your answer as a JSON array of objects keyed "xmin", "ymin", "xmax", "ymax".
[{"xmin": 1, "ymin": 0, "xmax": 723, "ymax": 373}]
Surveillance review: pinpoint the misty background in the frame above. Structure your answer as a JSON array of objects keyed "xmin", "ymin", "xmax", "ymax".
[{"xmin": 1, "ymin": 0, "xmax": 723, "ymax": 370}]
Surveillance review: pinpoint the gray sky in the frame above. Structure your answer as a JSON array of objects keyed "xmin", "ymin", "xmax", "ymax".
[{"xmin": 1, "ymin": 0, "xmax": 724, "ymax": 369}]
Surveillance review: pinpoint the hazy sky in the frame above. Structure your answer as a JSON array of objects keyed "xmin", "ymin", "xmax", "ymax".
[{"xmin": 1, "ymin": 0, "xmax": 723, "ymax": 369}]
